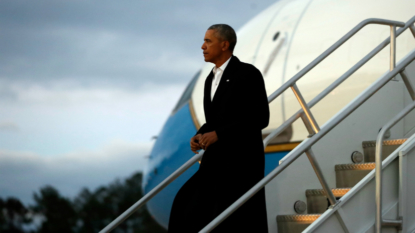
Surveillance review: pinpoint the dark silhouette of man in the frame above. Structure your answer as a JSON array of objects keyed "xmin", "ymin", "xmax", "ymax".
[{"xmin": 168, "ymin": 24, "xmax": 269, "ymax": 233}]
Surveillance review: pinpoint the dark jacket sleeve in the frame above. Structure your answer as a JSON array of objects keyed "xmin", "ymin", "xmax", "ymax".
[
  {"xmin": 194, "ymin": 123, "xmax": 210, "ymax": 136},
  {"xmin": 215, "ymin": 66, "xmax": 270, "ymax": 141}
]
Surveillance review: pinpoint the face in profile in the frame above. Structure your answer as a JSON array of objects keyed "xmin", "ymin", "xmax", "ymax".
[{"xmin": 201, "ymin": 29, "xmax": 226, "ymax": 64}]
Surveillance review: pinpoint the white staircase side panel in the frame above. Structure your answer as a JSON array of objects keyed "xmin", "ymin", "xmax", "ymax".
[
  {"xmin": 362, "ymin": 203, "xmax": 399, "ymax": 233},
  {"xmin": 399, "ymin": 138, "xmax": 415, "ymax": 232},
  {"xmin": 306, "ymin": 133, "xmax": 415, "ymax": 232},
  {"xmin": 265, "ymin": 80, "xmax": 405, "ymax": 232},
  {"xmin": 402, "ymin": 59, "xmax": 415, "ymax": 137}
]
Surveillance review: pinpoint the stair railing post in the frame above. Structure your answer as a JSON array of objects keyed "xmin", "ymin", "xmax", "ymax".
[
  {"xmin": 300, "ymin": 113, "xmax": 315, "ymax": 137},
  {"xmin": 305, "ymin": 148, "xmax": 337, "ymax": 206},
  {"xmin": 291, "ymin": 84, "xmax": 336, "ymax": 204},
  {"xmin": 375, "ymin": 130, "xmax": 385, "ymax": 233},
  {"xmin": 291, "ymin": 83, "xmax": 320, "ymax": 134},
  {"xmin": 390, "ymin": 25, "xmax": 396, "ymax": 71},
  {"xmin": 410, "ymin": 25, "xmax": 415, "ymax": 38},
  {"xmin": 400, "ymin": 70, "xmax": 415, "ymax": 100}
]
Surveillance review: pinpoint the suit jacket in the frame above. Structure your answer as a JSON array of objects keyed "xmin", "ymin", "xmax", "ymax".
[
  {"xmin": 196, "ymin": 55, "xmax": 269, "ymax": 231},
  {"xmin": 195, "ymin": 55, "xmax": 269, "ymax": 178},
  {"xmin": 168, "ymin": 55, "xmax": 269, "ymax": 233},
  {"xmin": 196, "ymin": 55, "xmax": 270, "ymax": 142}
]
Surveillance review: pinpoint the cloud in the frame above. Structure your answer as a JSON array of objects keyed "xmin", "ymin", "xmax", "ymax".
[
  {"xmin": 0, "ymin": 0, "xmax": 276, "ymax": 88},
  {"xmin": 0, "ymin": 81, "xmax": 185, "ymax": 155},
  {"xmin": 0, "ymin": 122, "xmax": 19, "ymax": 132},
  {"xmin": 0, "ymin": 139, "xmax": 153, "ymax": 205}
]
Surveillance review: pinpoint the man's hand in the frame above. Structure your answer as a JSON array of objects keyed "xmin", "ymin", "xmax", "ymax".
[
  {"xmin": 199, "ymin": 131, "xmax": 218, "ymax": 150},
  {"xmin": 190, "ymin": 134, "xmax": 202, "ymax": 154}
]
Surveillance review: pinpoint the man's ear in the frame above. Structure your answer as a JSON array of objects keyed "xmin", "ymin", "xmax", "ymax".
[{"xmin": 222, "ymin": 41, "xmax": 230, "ymax": 51}]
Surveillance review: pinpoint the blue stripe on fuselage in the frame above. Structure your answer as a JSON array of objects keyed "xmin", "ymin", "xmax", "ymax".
[{"xmin": 142, "ymin": 102, "xmax": 289, "ymax": 228}]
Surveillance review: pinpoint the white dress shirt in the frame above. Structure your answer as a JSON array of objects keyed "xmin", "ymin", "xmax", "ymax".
[{"xmin": 211, "ymin": 56, "xmax": 232, "ymax": 101}]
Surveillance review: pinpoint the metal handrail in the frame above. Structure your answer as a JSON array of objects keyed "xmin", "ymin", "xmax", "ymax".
[
  {"xmin": 264, "ymin": 16, "xmax": 415, "ymax": 148},
  {"xmin": 266, "ymin": 19, "xmax": 404, "ymax": 103},
  {"xmin": 200, "ymin": 18, "xmax": 415, "ymax": 232},
  {"xmin": 99, "ymin": 151, "xmax": 204, "ymax": 233},
  {"xmin": 375, "ymin": 101, "xmax": 415, "ymax": 232}
]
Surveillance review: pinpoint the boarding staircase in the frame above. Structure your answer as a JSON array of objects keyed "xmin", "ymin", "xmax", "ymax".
[
  {"xmin": 99, "ymin": 15, "xmax": 415, "ymax": 233},
  {"xmin": 276, "ymin": 138, "xmax": 410, "ymax": 232}
]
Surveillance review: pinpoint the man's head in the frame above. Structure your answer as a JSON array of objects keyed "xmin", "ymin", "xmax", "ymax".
[{"xmin": 202, "ymin": 24, "xmax": 237, "ymax": 65}]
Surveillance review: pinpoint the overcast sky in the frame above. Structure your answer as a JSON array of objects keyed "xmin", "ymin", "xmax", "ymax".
[{"xmin": 0, "ymin": 0, "xmax": 277, "ymax": 204}]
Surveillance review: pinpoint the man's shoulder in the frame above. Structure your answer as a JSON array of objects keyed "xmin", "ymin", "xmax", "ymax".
[
  {"xmin": 239, "ymin": 61, "xmax": 259, "ymax": 72},
  {"xmin": 233, "ymin": 57, "xmax": 261, "ymax": 75}
]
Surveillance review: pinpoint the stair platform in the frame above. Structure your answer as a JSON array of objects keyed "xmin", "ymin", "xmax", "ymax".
[
  {"xmin": 335, "ymin": 163, "xmax": 375, "ymax": 188},
  {"xmin": 362, "ymin": 138, "xmax": 407, "ymax": 162},
  {"xmin": 306, "ymin": 188, "xmax": 350, "ymax": 214},
  {"xmin": 276, "ymin": 214, "xmax": 321, "ymax": 233}
]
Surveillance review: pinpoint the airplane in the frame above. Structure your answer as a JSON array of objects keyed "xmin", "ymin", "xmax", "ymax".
[{"xmin": 141, "ymin": 0, "xmax": 415, "ymax": 231}]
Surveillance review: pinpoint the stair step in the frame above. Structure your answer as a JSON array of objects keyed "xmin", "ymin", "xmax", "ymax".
[
  {"xmin": 276, "ymin": 214, "xmax": 321, "ymax": 233},
  {"xmin": 335, "ymin": 163, "xmax": 375, "ymax": 188},
  {"xmin": 306, "ymin": 188, "xmax": 350, "ymax": 214},
  {"xmin": 362, "ymin": 138, "xmax": 407, "ymax": 162}
]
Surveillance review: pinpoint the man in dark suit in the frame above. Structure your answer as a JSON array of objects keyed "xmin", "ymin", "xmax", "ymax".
[{"xmin": 168, "ymin": 24, "xmax": 269, "ymax": 233}]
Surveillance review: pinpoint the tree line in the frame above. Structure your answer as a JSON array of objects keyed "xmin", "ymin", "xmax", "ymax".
[{"xmin": 0, "ymin": 172, "xmax": 166, "ymax": 233}]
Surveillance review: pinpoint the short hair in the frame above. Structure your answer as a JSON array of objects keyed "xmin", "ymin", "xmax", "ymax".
[{"xmin": 208, "ymin": 24, "xmax": 237, "ymax": 52}]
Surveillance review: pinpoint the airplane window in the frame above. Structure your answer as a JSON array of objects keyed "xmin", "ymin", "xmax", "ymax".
[
  {"xmin": 273, "ymin": 31, "xmax": 280, "ymax": 41},
  {"xmin": 172, "ymin": 70, "xmax": 201, "ymax": 113}
]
